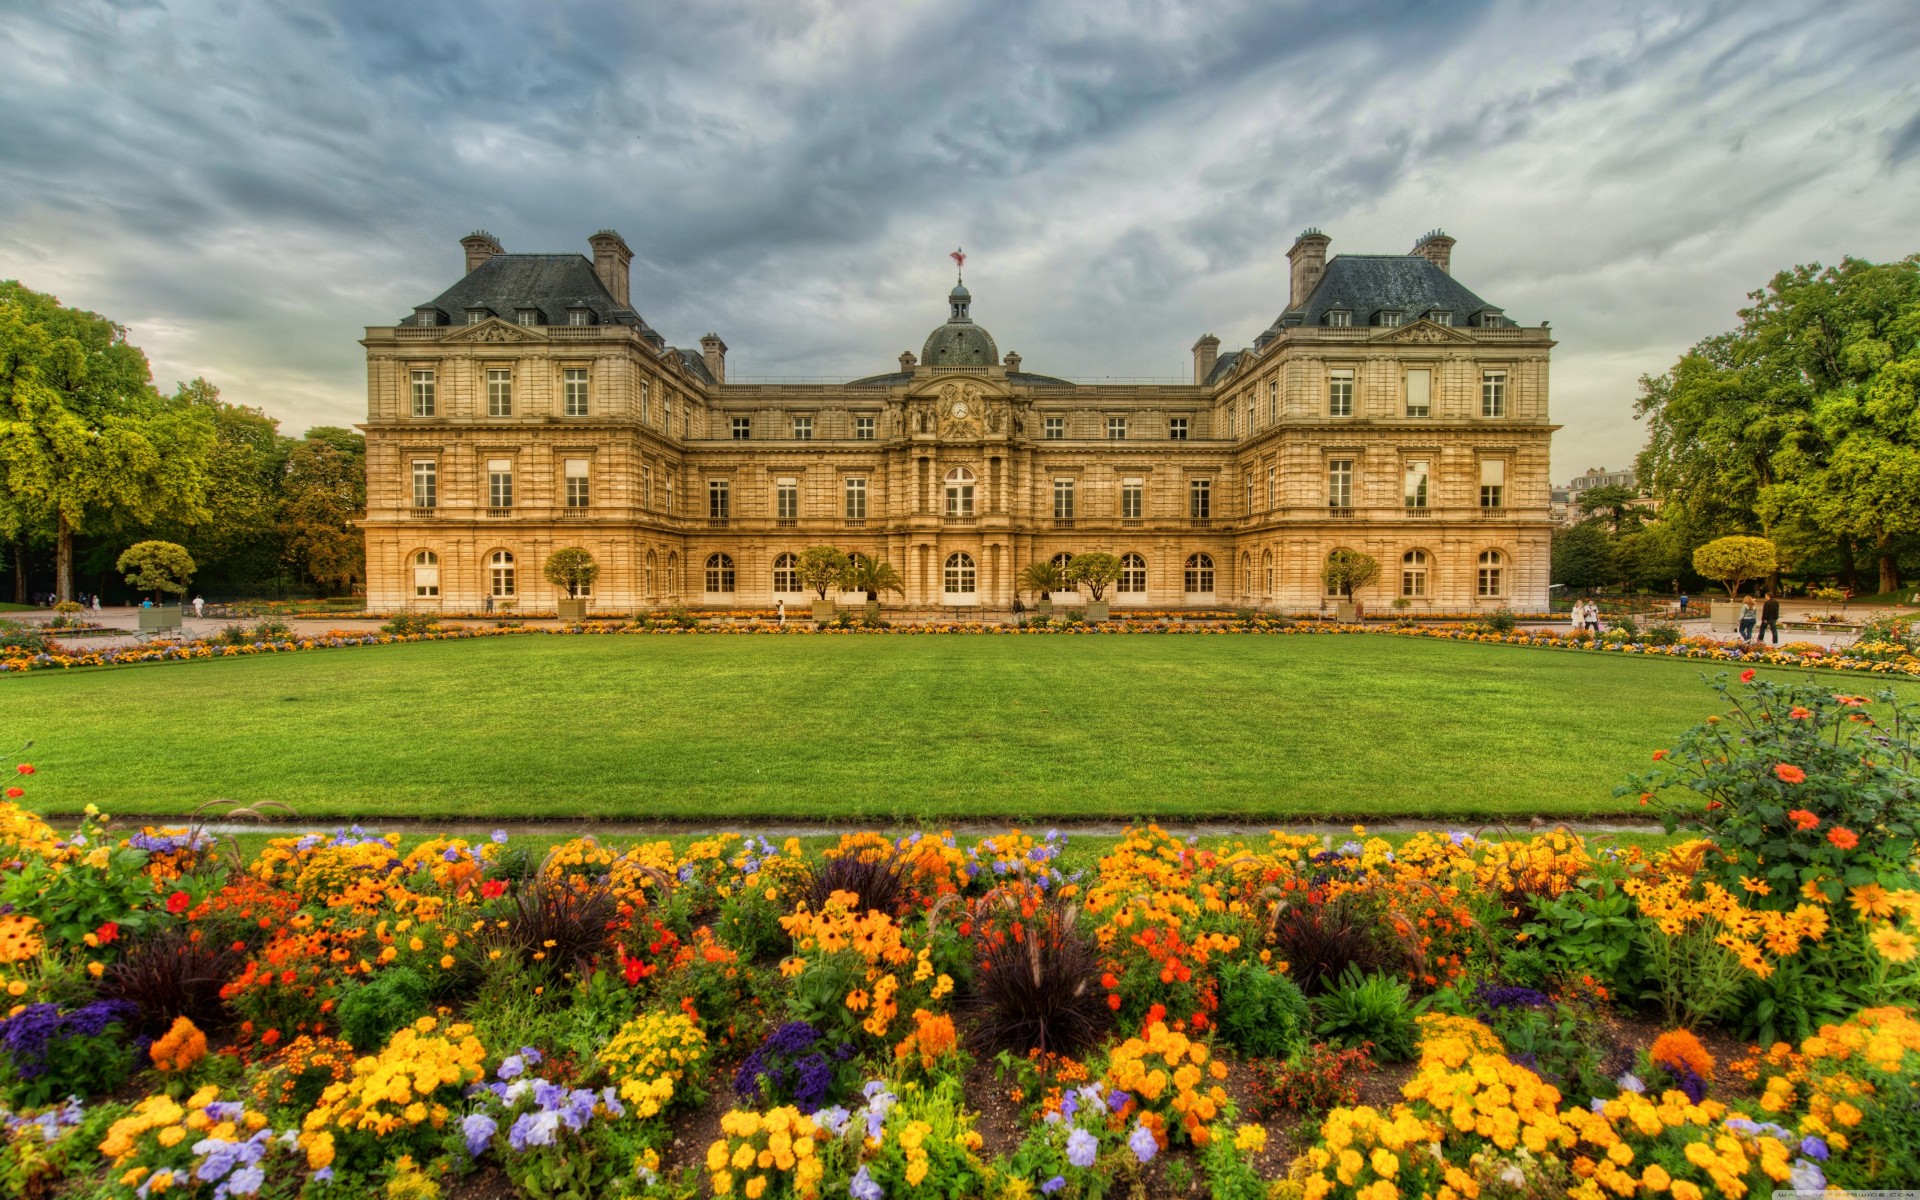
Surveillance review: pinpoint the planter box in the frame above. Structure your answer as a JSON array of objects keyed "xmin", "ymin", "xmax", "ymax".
[
  {"xmin": 1708, "ymin": 600, "xmax": 1742, "ymax": 633},
  {"xmin": 1085, "ymin": 600, "xmax": 1110, "ymax": 622},
  {"xmin": 138, "ymin": 605, "xmax": 183, "ymax": 631},
  {"xmin": 811, "ymin": 599, "xmax": 837, "ymax": 622},
  {"xmin": 864, "ymin": 600, "xmax": 881, "ymax": 622},
  {"xmin": 556, "ymin": 599, "xmax": 588, "ymax": 621},
  {"xmin": 1336, "ymin": 601, "xmax": 1358, "ymax": 623},
  {"xmin": 1035, "ymin": 599, "xmax": 1053, "ymax": 620}
]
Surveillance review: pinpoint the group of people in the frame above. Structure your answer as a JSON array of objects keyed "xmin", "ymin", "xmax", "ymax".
[{"xmin": 1737, "ymin": 594, "xmax": 1782, "ymax": 645}]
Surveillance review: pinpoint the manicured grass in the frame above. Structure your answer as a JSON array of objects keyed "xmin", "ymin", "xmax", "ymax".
[{"xmin": 3, "ymin": 634, "xmax": 1880, "ymax": 821}]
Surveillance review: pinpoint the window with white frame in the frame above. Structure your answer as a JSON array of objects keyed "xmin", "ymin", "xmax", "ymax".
[
  {"xmin": 772, "ymin": 552, "xmax": 799, "ymax": 593},
  {"xmin": 1118, "ymin": 553, "xmax": 1146, "ymax": 594},
  {"xmin": 564, "ymin": 458, "xmax": 590, "ymax": 508},
  {"xmin": 1266, "ymin": 464, "xmax": 1277, "ymax": 510},
  {"xmin": 1262, "ymin": 548, "xmax": 1274, "ymax": 594},
  {"xmin": 487, "ymin": 368, "xmax": 512, "ymax": 417},
  {"xmin": 414, "ymin": 308, "xmax": 438, "ymax": 327},
  {"xmin": 645, "ymin": 550, "xmax": 656, "ymax": 595},
  {"xmin": 1431, "ymin": 310, "xmax": 1453, "ymax": 326},
  {"xmin": 412, "ymin": 550, "xmax": 439, "ymax": 598},
  {"xmin": 487, "ymin": 459, "xmax": 513, "ymax": 508},
  {"xmin": 1244, "ymin": 471, "xmax": 1254, "ymax": 515},
  {"xmin": 1379, "ymin": 310, "xmax": 1403, "ymax": 328},
  {"xmin": 1327, "ymin": 310, "xmax": 1351, "ymax": 327},
  {"xmin": 1405, "ymin": 369, "xmax": 1431, "ymax": 418},
  {"xmin": 1120, "ymin": 478, "xmax": 1143, "ymax": 520},
  {"xmin": 1190, "ymin": 478, "xmax": 1211, "ymax": 519},
  {"xmin": 1328, "ymin": 369, "xmax": 1354, "ymax": 417},
  {"xmin": 792, "ymin": 415, "xmax": 813, "ymax": 440},
  {"xmin": 1268, "ymin": 380, "xmax": 1279, "ymax": 423},
  {"xmin": 411, "ymin": 460, "xmax": 436, "ymax": 508},
  {"xmin": 562, "ymin": 368, "xmax": 588, "ymax": 416},
  {"xmin": 1225, "ymin": 403, "xmax": 1236, "ymax": 438},
  {"xmin": 640, "ymin": 380, "xmax": 650, "ymax": 423},
  {"xmin": 1106, "ymin": 416, "xmax": 1127, "ymax": 440},
  {"xmin": 567, "ymin": 307, "xmax": 590, "ymax": 326},
  {"xmin": 642, "ymin": 465, "xmax": 653, "ymax": 509},
  {"xmin": 1479, "ymin": 459, "xmax": 1506, "ymax": 508},
  {"xmin": 1184, "ymin": 553, "xmax": 1214, "ymax": 593},
  {"xmin": 1049, "ymin": 552, "xmax": 1075, "ymax": 592},
  {"xmin": 944, "ymin": 467, "xmax": 975, "ymax": 517},
  {"xmin": 845, "ymin": 477, "xmax": 867, "ymax": 520},
  {"xmin": 775, "ymin": 478, "xmax": 798, "ymax": 520},
  {"xmin": 943, "ymin": 551, "xmax": 976, "ymax": 595},
  {"xmin": 1482, "ymin": 371, "xmax": 1507, "ymax": 417},
  {"xmin": 1053, "ymin": 478, "xmax": 1074, "ymax": 520},
  {"xmin": 1044, "ymin": 416, "xmax": 1065, "ymax": 440},
  {"xmin": 1401, "ymin": 550, "xmax": 1429, "ymax": 598},
  {"xmin": 709, "ymin": 480, "xmax": 730, "ymax": 520},
  {"xmin": 854, "ymin": 415, "xmax": 876, "ymax": 441},
  {"xmin": 706, "ymin": 553, "xmax": 735, "ymax": 592},
  {"xmin": 1405, "ymin": 459, "xmax": 1430, "ymax": 509},
  {"xmin": 1478, "ymin": 550, "xmax": 1505, "ymax": 597},
  {"xmin": 731, "ymin": 416, "xmax": 751, "ymax": 440},
  {"xmin": 410, "ymin": 370, "xmax": 435, "ymax": 417},
  {"xmin": 1327, "ymin": 458, "xmax": 1353, "ymax": 510},
  {"xmin": 666, "ymin": 551, "xmax": 678, "ymax": 595},
  {"xmin": 1168, "ymin": 416, "xmax": 1188, "ymax": 440},
  {"xmin": 489, "ymin": 550, "xmax": 516, "ymax": 597},
  {"xmin": 467, "ymin": 309, "xmax": 486, "ymax": 325}
]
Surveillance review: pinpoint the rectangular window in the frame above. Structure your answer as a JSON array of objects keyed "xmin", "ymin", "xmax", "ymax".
[
  {"xmin": 1106, "ymin": 417, "xmax": 1127, "ymax": 440},
  {"xmin": 1244, "ymin": 471, "xmax": 1254, "ymax": 515},
  {"xmin": 1268, "ymin": 380, "xmax": 1279, "ymax": 423},
  {"xmin": 1168, "ymin": 417, "xmax": 1188, "ymax": 440},
  {"xmin": 1266, "ymin": 464, "xmax": 1277, "ymax": 510},
  {"xmin": 562, "ymin": 368, "xmax": 588, "ymax": 416},
  {"xmin": 411, "ymin": 460, "xmax": 436, "ymax": 508},
  {"xmin": 466, "ymin": 310, "xmax": 485, "ymax": 325},
  {"xmin": 1189, "ymin": 479, "xmax": 1211, "ymax": 520},
  {"xmin": 564, "ymin": 458, "xmax": 589, "ymax": 508},
  {"xmin": 776, "ymin": 479, "xmax": 798, "ymax": 520},
  {"xmin": 1431, "ymin": 310, "xmax": 1452, "ymax": 326},
  {"xmin": 1328, "ymin": 370, "xmax": 1354, "ymax": 418},
  {"xmin": 1482, "ymin": 371, "xmax": 1507, "ymax": 417},
  {"xmin": 568, "ymin": 309, "xmax": 590, "ymax": 327},
  {"xmin": 1327, "ymin": 310, "xmax": 1351, "ymax": 327},
  {"xmin": 731, "ymin": 416, "xmax": 751, "ymax": 440},
  {"xmin": 1120, "ymin": 479, "xmax": 1143, "ymax": 520},
  {"xmin": 792, "ymin": 416, "xmax": 813, "ymax": 440},
  {"xmin": 854, "ymin": 415, "xmax": 876, "ymax": 440},
  {"xmin": 708, "ymin": 480, "xmax": 730, "ymax": 520},
  {"xmin": 1044, "ymin": 416, "xmax": 1065, "ymax": 440},
  {"xmin": 488, "ymin": 459, "xmax": 513, "ymax": 508},
  {"xmin": 1053, "ymin": 479, "xmax": 1075, "ymax": 520},
  {"xmin": 640, "ymin": 380, "xmax": 651, "ymax": 423},
  {"xmin": 1480, "ymin": 458, "xmax": 1506, "ymax": 508},
  {"xmin": 409, "ymin": 369, "xmax": 435, "ymax": 417},
  {"xmin": 642, "ymin": 464, "xmax": 653, "ymax": 509},
  {"xmin": 1379, "ymin": 310, "xmax": 1403, "ymax": 328},
  {"xmin": 1405, "ymin": 459, "xmax": 1430, "ymax": 509},
  {"xmin": 1405, "ymin": 369, "xmax": 1430, "ymax": 418},
  {"xmin": 845, "ymin": 477, "xmax": 867, "ymax": 520},
  {"xmin": 1225, "ymin": 404, "xmax": 1236, "ymax": 437},
  {"xmin": 486, "ymin": 368, "xmax": 512, "ymax": 417},
  {"xmin": 1328, "ymin": 459, "xmax": 1353, "ymax": 510}
]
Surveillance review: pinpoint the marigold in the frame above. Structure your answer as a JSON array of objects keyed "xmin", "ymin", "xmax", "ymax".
[
  {"xmin": 1649, "ymin": 1028, "xmax": 1715, "ymax": 1082},
  {"xmin": 1773, "ymin": 763, "xmax": 1806, "ymax": 784}
]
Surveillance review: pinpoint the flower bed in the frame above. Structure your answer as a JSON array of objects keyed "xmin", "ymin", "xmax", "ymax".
[{"xmin": 1, "ymin": 673, "xmax": 1916, "ymax": 1195}]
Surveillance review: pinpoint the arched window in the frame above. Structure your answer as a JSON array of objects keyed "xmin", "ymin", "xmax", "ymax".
[
  {"xmin": 412, "ymin": 550, "xmax": 439, "ymax": 598},
  {"xmin": 1184, "ymin": 553, "xmax": 1214, "ymax": 594},
  {"xmin": 1262, "ymin": 548, "xmax": 1274, "ymax": 595},
  {"xmin": 488, "ymin": 550, "xmax": 515, "ymax": 598},
  {"xmin": 1324, "ymin": 550, "xmax": 1348, "ymax": 597},
  {"xmin": 1477, "ymin": 550, "xmax": 1505, "ymax": 598},
  {"xmin": 1240, "ymin": 552, "xmax": 1253, "ymax": 599},
  {"xmin": 1050, "ymin": 551, "xmax": 1075, "ymax": 591},
  {"xmin": 772, "ymin": 552, "xmax": 800, "ymax": 594},
  {"xmin": 1118, "ymin": 553, "xmax": 1147, "ymax": 595},
  {"xmin": 944, "ymin": 467, "xmax": 975, "ymax": 517},
  {"xmin": 1401, "ymin": 550, "xmax": 1429, "ymax": 599},
  {"xmin": 943, "ymin": 551, "xmax": 976, "ymax": 595},
  {"xmin": 706, "ymin": 553, "xmax": 735, "ymax": 593},
  {"xmin": 666, "ymin": 551, "xmax": 679, "ymax": 597},
  {"xmin": 645, "ymin": 549, "xmax": 657, "ymax": 596}
]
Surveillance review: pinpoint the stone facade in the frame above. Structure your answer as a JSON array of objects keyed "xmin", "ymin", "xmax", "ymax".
[{"xmin": 362, "ymin": 230, "xmax": 1556, "ymax": 614}]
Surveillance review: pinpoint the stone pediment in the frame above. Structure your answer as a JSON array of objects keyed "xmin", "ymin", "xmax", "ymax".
[
  {"xmin": 442, "ymin": 319, "xmax": 546, "ymax": 343},
  {"xmin": 1371, "ymin": 319, "xmax": 1476, "ymax": 345}
]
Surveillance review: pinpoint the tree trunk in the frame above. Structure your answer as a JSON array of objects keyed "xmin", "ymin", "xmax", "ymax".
[
  {"xmin": 55, "ymin": 513, "xmax": 73, "ymax": 603},
  {"xmin": 11, "ymin": 542, "xmax": 23, "ymax": 605},
  {"xmin": 1880, "ymin": 550, "xmax": 1900, "ymax": 596}
]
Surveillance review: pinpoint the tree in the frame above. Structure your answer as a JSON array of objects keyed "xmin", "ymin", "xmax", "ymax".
[
  {"xmin": 1320, "ymin": 550, "xmax": 1379, "ymax": 599},
  {"xmin": 0, "ymin": 283, "xmax": 218, "ymax": 600},
  {"xmin": 1065, "ymin": 552, "xmax": 1120, "ymax": 602},
  {"xmin": 797, "ymin": 546, "xmax": 851, "ymax": 600},
  {"xmin": 1575, "ymin": 485, "xmax": 1645, "ymax": 535},
  {"xmin": 543, "ymin": 548, "xmax": 599, "ymax": 598},
  {"xmin": 845, "ymin": 555, "xmax": 905, "ymax": 604},
  {"xmin": 1692, "ymin": 535, "xmax": 1778, "ymax": 597},
  {"xmin": 278, "ymin": 430, "xmax": 366, "ymax": 597},
  {"xmin": 150, "ymin": 378, "xmax": 291, "ymax": 597},
  {"xmin": 117, "ymin": 540, "xmax": 194, "ymax": 602},
  {"xmin": 1552, "ymin": 521, "xmax": 1614, "ymax": 592},
  {"xmin": 1019, "ymin": 559, "xmax": 1067, "ymax": 600}
]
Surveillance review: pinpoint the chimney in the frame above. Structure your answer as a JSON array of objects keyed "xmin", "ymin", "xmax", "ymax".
[
  {"xmin": 1003, "ymin": 350, "xmax": 1022, "ymax": 373},
  {"xmin": 587, "ymin": 229, "xmax": 633, "ymax": 307},
  {"xmin": 1411, "ymin": 229, "xmax": 1456, "ymax": 274},
  {"xmin": 899, "ymin": 350, "xmax": 917, "ymax": 373},
  {"xmin": 460, "ymin": 230, "xmax": 503, "ymax": 274},
  {"xmin": 700, "ymin": 333, "xmax": 727, "ymax": 384},
  {"xmin": 1286, "ymin": 228, "xmax": 1331, "ymax": 310},
  {"xmin": 1191, "ymin": 334, "xmax": 1220, "ymax": 385}
]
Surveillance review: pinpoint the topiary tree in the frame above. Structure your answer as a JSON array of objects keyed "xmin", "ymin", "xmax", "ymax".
[
  {"xmin": 1691, "ymin": 535, "xmax": 1777, "ymax": 597},
  {"xmin": 543, "ymin": 548, "xmax": 599, "ymax": 598},
  {"xmin": 798, "ymin": 546, "xmax": 852, "ymax": 600},
  {"xmin": 116, "ymin": 540, "xmax": 195, "ymax": 603},
  {"xmin": 1065, "ymin": 552, "xmax": 1120, "ymax": 602},
  {"xmin": 1320, "ymin": 549, "xmax": 1379, "ymax": 600}
]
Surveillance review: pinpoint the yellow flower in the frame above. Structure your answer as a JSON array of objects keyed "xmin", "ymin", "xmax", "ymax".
[
  {"xmin": 1871, "ymin": 926, "xmax": 1918, "ymax": 964},
  {"xmin": 1849, "ymin": 883, "xmax": 1895, "ymax": 919}
]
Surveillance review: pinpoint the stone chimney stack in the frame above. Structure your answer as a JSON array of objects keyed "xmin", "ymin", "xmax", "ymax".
[
  {"xmin": 587, "ymin": 230, "xmax": 634, "ymax": 307},
  {"xmin": 1191, "ymin": 334, "xmax": 1220, "ymax": 385},
  {"xmin": 700, "ymin": 333, "xmax": 727, "ymax": 384},
  {"xmin": 1287, "ymin": 228, "xmax": 1331, "ymax": 310},
  {"xmin": 461, "ymin": 230, "xmax": 503, "ymax": 274},
  {"xmin": 1004, "ymin": 351, "xmax": 1022, "ymax": 373},
  {"xmin": 1411, "ymin": 229, "xmax": 1456, "ymax": 275},
  {"xmin": 899, "ymin": 351, "xmax": 917, "ymax": 373}
]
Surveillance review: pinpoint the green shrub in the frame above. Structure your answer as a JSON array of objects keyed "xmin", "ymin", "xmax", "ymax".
[
  {"xmin": 1487, "ymin": 608, "xmax": 1517, "ymax": 634},
  {"xmin": 1214, "ymin": 960, "xmax": 1311, "ymax": 1059},
  {"xmin": 1643, "ymin": 621, "xmax": 1682, "ymax": 645},
  {"xmin": 1314, "ymin": 968, "xmax": 1418, "ymax": 1062},
  {"xmin": 0, "ymin": 619, "xmax": 52, "ymax": 654},
  {"xmin": 336, "ymin": 967, "xmax": 430, "ymax": 1051},
  {"xmin": 716, "ymin": 888, "xmax": 790, "ymax": 961},
  {"xmin": 1520, "ymin": 879, "xmax": 1647, "ymax": 993},
  {"xmin": 379, "ymin": 613, "xmax": 441, "ymax": 635}
]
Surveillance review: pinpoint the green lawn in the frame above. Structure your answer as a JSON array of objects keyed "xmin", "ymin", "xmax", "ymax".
[{"xmin": 0, "ymin": 634, "xmax": 1860, "ymax": 822}]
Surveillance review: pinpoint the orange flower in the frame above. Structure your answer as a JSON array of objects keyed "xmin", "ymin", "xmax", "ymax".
[
  {"xmin": 1789, "ymin": 707, "xmax": 1812, "ymax": 720},
  {"xmin": 1788, "ymin": 809, "xmax": 1820, "ymax": 831},
  {"xmin": 1649, "ymin": 1028, "xmax": 1715, "ymax": 1081},
  {"xmin": 1740, "ymin": 669, "xmax": 1756, "ymax": 683},
  {"xmin": 1848, "ymin": 884, "xmax": 1895, "ymax": 919},
  {"xmin": 1774, "ymin": 763, "xmax": 1807, "ymax": 784},
  {"xmin": 1828, "ymin": 827, "xmax": 1859, "ymax": 850},
  {"xmin": 845, "ymin": 989, "xmax": 870, "ymax": 1012},
  {"xmin": 1652, "ymin": 749, "xmax": 1670, "ymax": 761}
]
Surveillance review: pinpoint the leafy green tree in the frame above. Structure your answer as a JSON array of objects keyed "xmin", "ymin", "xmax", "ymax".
[
  {"xmin": 543, "ymin": 548, "xmax": 599, "ymax": 598},
  {"xmin": 1065, "ymin": 551, "xmax": 1121, "ymax": 602},
  {"xmin": 1320, "ymin": 550, "xmax": 1379, "ymax": 599},
  {"xmin": 1692, "ymin": 535, "xmax": 1778, "ymax": 597},
  {"xmin": 117, "ymin": 540, "xmax": 194, "ymax": 602},
  {"xmin": 797, "ymin": 546, "xmax": 851, "ymax": 600},
  {"xmin": 151, "ymin": 378, "xmax": 291, "ymax": 597},
  {"xmin": 278, "ymin": 430, "xmax": 365, "ymax": 596},
  {"xmin": 1552, "ymin": 521, "xmax": 1614, "ymax": 592},
  {"xmin": 845, "ymin": 555, "xmax": 905, "ymax": 604},
  {"xmin": 0, "ymin": 283, "xmax": 217, "ymax": 600},
  {"xmin": 1019, "ymin": 559, "xmax": 1068, "ymax": 600},
  {"xmin": 1575, "ymin": 485, "xmax": 1645, "ymax": 534}
]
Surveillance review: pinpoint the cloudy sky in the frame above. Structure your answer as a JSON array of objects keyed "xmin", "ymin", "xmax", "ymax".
[{"xmin": 3, "ymin": 0, "xmax": 1917, "ymax": 479}]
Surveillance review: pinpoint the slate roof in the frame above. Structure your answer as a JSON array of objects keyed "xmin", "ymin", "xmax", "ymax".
[
  {"xmin": 844, "ymin": 369, "xmax": 1074, "ymax": 387},
  {"xmin": 406, "ymin": 252, "xmax": 679, "ymax": 352},
  {"xmin": 1204, "ymin": 350, "xmax": 1242, "ymax": 386},
  {"xmin": 1277, "ymin": 254, "xmax": 1511, "ymax": 333}
]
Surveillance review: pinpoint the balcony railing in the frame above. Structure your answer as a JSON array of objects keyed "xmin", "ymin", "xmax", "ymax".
[
  {"xmin": 1189, "ymin": 517, "xmax": 1212, "ymax": 529},
  {"xmin": 776, "ymin": 518, "xmax": 797, "ymax": 527},
  {"xmin": 845, "ymin": 518, "xmax": 867, "ymax": 527},
  {"xmin": 1121, "ymin": 518, "xmax": 1143, "ymax": 528},
  {"xmin": 1404, "ymin": 506, "xmax": 1431, "ymax": 518},
  {"xmin": 1476, "ymin": 506, "xmax": 1506, "ymax": 518},
  {"xmin": 1053, "ymin": 518, "xmax": 1075, "ymax": 529},
  {"xmin": 485, "ymin": 507, "xmax": 512, "ymax": 518},
  {"xmin": 708, "ymin": 517, "xmax": 731, "ymax": 528},
  {"xmin": 1327, "ymin": 507, "xmax": 1355, "ymax": 519},
  {"xmin": 411, "ymin": 506, "xmax": 436, "ymax": 518}
]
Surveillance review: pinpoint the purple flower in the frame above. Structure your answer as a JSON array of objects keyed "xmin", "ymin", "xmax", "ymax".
[
  {"xmin": 849, "ymin": 1165, "xmax": 883, "ymax": 1200},
  {"xmin": 814, "ymin": 1105, "xmax": 852, "ymax": 1135},
  {"xmin": 1474, "ymin": 983, "xmax": 1551, "ymax": 1011},
  {"xmin": 225, "ymin": 1164, "xmax": 266, "ymax": 1196},
  {"xmin": 462, "ymin": 1113, "xmax": 497, "ymax": 1158},
  {"xmin": 311, "ymin": 1167, "xmax": 333, "ymax": 1184},
  {"xmin": 497, "ymin": 1055, "xmax": 526, "ymax": 1081},
  {"xmin": 509, "ymin": 1109, "xmax": 560, "ymax": 1151},
  {"xmin": 491, "ymin": 829, "xmax": 509, "ymax": 844},
  {"xmin": 1128, "ymin": 1122, "xmax": 1157, "ymax": 1164},
  {"xmin": 1799, "ymin": 1135, "xmax": 1828, "ymax": 1162},
  {"xmin": 0, "ymin": 1002, "xmax": 135, "ymax": 1079},
  {"xmin": 1066, "ymin": 1127, "xmax": 1098, "ymax": 1168},
  {"xmin": 1041, "ymin": 1177, "xmax": 1066, "ymax": 1195},
  {"xmin": 1616, "ymin": 1073, "xmax": 1645, "ymax": 1094},
  {"xmin": 1789, "ymin": 1159, "xmax": 1826, "ymax": 1191},
  {"xmin": 1106, "ymin": 1089, "xmax": 1131, "ymax": 1114},
  {"xmin": 1059, "ymin": 1091, "xmax": 1078, "ymax": 1122}
]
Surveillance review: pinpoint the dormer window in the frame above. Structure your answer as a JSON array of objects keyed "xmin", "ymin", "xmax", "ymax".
[
  {"xmin": 567, "ymin": 307, "xmax": 593, "ymax": 327},
  {"xmin": 1378, "ymin": 310, "xmax": 1403, "ymax": 328},
  {"xmin": 515, "ymin": 308, "xmax": 541, "ymax": 326},
  {"xmin": 1326, "ymin": 310, "xmax": 1351, "ymax": 327},
  {"xmin": 1430, "ymin": 310, "xmax": 1453, "ymax": 326},
  {"xmin": 413, "ymin": 308, "xmax": 439, "ymax": 327},
  {"xmin": 466, "ymin": 308, "xmax": 490, "ymax": 325}
]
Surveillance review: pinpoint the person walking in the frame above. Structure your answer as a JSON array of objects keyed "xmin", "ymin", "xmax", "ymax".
[
  {"xmin": 192, "ymin": 595, "xmax": 204, "ymax": 618},
  {"xmin": 776, "ymin": 598, "xmax": 786, "ymax": 628},
  {"xmin": 1738, "ymin": 597, "xmax": 1757, "ymax": 643},
  {"xmin": 1585, "ymin": 600, "xmax": 1601, "ymax": 633},
  {"xmin": 1678, "ymin": 591, "xmax": 1690, "ymax": 616},
  {"xmin": 1759, "ymin": 593, "xmax": 1781, "ymax": 645}
]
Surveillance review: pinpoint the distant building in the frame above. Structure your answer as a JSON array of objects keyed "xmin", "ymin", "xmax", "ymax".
[{"xmin": 1568, "ymin": 466, "xmax": 1637, "ymax": 495}]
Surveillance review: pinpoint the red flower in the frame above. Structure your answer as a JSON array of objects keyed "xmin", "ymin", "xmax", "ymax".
[
  {"xmin": 1740, "ymin": 669, "xmax": 1756, "ymax": 683},
  {"xmin": 166, "ymin": 891, "xmax": 191, "ymax": 914},
  {"xmin": 4, "ymin": 787, "xmax": 20, "ymax": 799},
  {"xmin": 1652, "ymin": 749, "xmax": 1669, "ymax": 761},
  {"xmin": 1107, "ymin": 993, "xmax": 1122, "ymax": 1011},
  {"xmin": 95, "ymin": 921, "xmax": 120, "ymax": 945},
  {"xmin": 1827, "ymin": 826, "xmax": 1859, "ymax": 850},
  {"xmin": 480, "ymin": 879, "xmax": 506, "ymax": 900},
  {"xmin": 1100, "ymin": 973, "xmax": 1118, "ymax": 990},
  {"xmin": 15, "ymin": 764, "xmax": 33, "ymax": 775},
  {"xmin": 260, "ymin": 1028, "xmax": 281, "ymax": 1047},
  {"xmin": 1788, "ymin": 809, "xmax": 1820, "ymax": 831},
  {"xmin": 623, "ymin": 954, "xmax": 645, "ymax": 986},
  {"xmin": 1774, "ymin": 763, "xmax": 1807, "ymax": 784}
]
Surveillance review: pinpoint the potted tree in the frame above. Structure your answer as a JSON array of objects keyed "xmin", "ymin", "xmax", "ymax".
[
  {"xmin": 846, "ymin": 555, "xmax": 906, "ymax": 622},
  {"xmin": 544, "ymin": 548, "xmax": 600, "ymax": 620},
  {"xmin": 1691, "ymin": 536, "xmax": 1777, "ymax": 633},
  {"xmin": 1019, "ymin": 559, "xmax": 1067, "ymax": 619},
  {"xmin": 799, "ymin": 546, "xmax": 851, "ymax": 622},
  {"xmin": 1320, "ymin": 549, "xmax": 1379, "ymax": 623},
  {"xmin": 1066, "ymin": 552, "xmax": 1120, "ymax": 622},
  {"xmin": 118, "ymin": 540, "xmax": 194, "ymax": 632}
]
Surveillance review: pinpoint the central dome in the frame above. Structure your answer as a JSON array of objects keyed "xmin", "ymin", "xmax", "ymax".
[{"xmin": 921, "ymin": 282, "xmax": 999, "ymax": 367}]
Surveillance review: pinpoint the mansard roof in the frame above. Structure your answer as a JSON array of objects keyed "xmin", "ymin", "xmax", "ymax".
[
  {"xmin": 408, "ymin": 253, "xmax": 663, "ymax": 334},
  {"xmin": 1263, "ymin": 254, "xmax": 1513, "ymax": 342}
]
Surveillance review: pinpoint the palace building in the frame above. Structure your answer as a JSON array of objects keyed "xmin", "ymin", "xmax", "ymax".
[{"xmin": 361, "ymin": 228, "xmax": 1555, "ymax": 613}]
